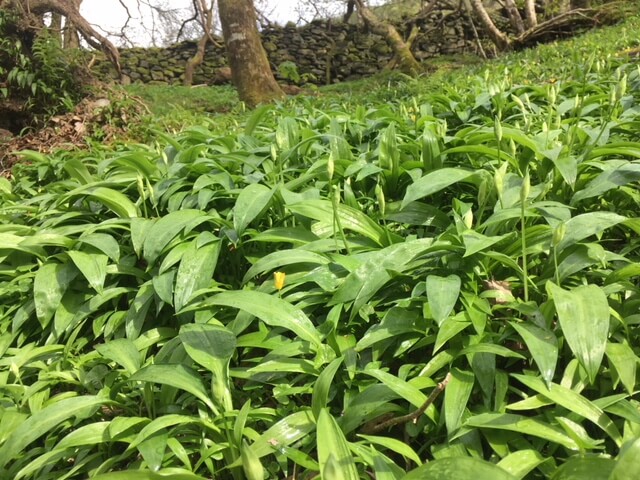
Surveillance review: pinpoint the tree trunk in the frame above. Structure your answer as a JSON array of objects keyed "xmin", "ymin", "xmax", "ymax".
[
  {"xmin": 503, "ymin": 0, "xmax": 525, "ymax": 34},
  {"xmin": 353, "ymin": 0, "xmax": 422, "ymax": 76},
  {"xmin": 184, "ymin": 0, "xmax": 215, "ymax": 86},
  {"xmin": 524, "ymin": 0, "xmax": 538, "ymax": 28},
  {"xmin": 1, "ymin": 0, "xmax": 121, "ymax": 75},
  {"xmin": 469, "ymin": 0, "xmax": 510, "ymax": 50},
  {"xmin": 218, "ymin": 0, "xmax": 284, "ymax": 108}
]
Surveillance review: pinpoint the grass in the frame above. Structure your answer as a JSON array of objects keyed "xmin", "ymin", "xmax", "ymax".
[{"xmin": 1, "ymin": 11, "xmax": 640, "ymax": 480}]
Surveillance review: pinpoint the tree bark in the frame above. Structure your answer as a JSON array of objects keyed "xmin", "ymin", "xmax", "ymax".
[
  {"xmin": 184, "ymin": 0, "xmax": 215, "ymax": 86},
  {"xmin": 503, "ymin": 0, "xmax": 525, "ymax": 34},
  {"xmin": 1, "ymin": 0, "xmax": 121, "ymax": 75},
  {"xmin": 524, "ymin": 0, "xmax": 538, "ymax": 29},
  {"xmin": 353, "ymin": 0, "xmax": 422, "ymax": 76},
  {"xmin": 218, "ymin": 0, "xmax": 284, "ymax": 108},
  {"xmin": 469, "ymin": 0, "xmax": 510, "ymax": 50}
]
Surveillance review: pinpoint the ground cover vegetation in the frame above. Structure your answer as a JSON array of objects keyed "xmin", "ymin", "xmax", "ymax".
[{"xmin": 2, "ymin": 11, "xmax": 640, "ymax": 480}]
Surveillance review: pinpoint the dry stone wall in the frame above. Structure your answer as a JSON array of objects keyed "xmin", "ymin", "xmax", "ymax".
[{"xmin": 93, "ymin": 7, "xmax": 482, "ymax": 86}]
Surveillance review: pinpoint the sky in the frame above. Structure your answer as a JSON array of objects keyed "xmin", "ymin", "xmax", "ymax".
[{"xmin": 79, "ymin": 0, "xmax": 379, "ymax": 46}]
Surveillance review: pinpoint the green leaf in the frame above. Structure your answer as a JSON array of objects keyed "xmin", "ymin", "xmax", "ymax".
[
  {"xmin": 92, "ymin": 472, "xmax": 207, "ymax": 480},
  {"xmin": 427, "ymin": 274, "xmax": 461, "ymax": 326},
  {"xmin": 33, "ymin": 262, "xmax": 78, "ymax": 328},
  {"xmin": 556, "ymin": 212, "xmax": 626, "ymax": 252},
  {"xmin": 605, "ymin": 342, "xmax": 637, "ymax": 395},
  {"xmin": 129, "ymin": 364, "xmax": 217, "ymax": 413},
  {"xmin": 571, "ymin": 163, "xmax": 640, "ymax": 204},
  {"xmin": 179, "ymin": 323, "xmax": 236, "ymax": 410},
  {"xmin": 364, "ymin": 369, "xmax": 427, "ymax": 409},
  {"xmin": 143, "ymin": 210, "xmax": 210, "ymax": 264},
  {"xmin": 241, "ymin": 439, "xmax": 265, "ymax": 480},
  {"xmin": 444, "ymin": 368, "xmax": 474, "ymax": 435},
  {"xmin": 174, "ymin": 235, "xmax": 220, "ymax": 311},
  {"xmin": 234, "ymin": 183, "xmax": 275, "ymax": 236},
  {"xmin": 68, "ymin": 251, "xmax": 108, "ymax": 293},
  {"xmin": 403, "ymin": 456, "xmax": 516, "ymax": 480},
  {"xmin": 497, "ymin": 449, "xmax": 547, "ymax": 479},
  {"xmin": 462, "ymin": 413, "xmax": 578, "ymax": 450},
  {"xmin": 0, "ymin": 395, "xmax": 105, "ymax": 469},
  {"xmin": 510, "ymin": 321, "xmax": 558, "ymax": 386},
  {"xmin": 317, "ymin": 408, "xmax": 359, "ymax": 480},
  {"xmin": 86, "ymin": 187, "xmax": 139, "ymax": 218},
  {"xmin": 546, "ymin": 282, "xmax": 609, "ymax": 384},
  {"xmin": 96, "ymin": 338, "xmax": 141, "ymax": 375},
  {"xmin": 550, "ymin": 456, "xmax": 615, "ymax": 480},
  {"xmin": 250, "ymin": 410, "xmax": 316, "ymax": 459},
  {"xmin": 194, "ymin": 290, "xmax": 322, "ymax": 347},
  {"xmin": 402, "ymin": 168, "xmax": 477, "ymax": 208},
  {"xmin": 358, "ymin": 434, "xmax": 422, "ymax": 466},
  {"xmin": 242, "ymin": 249, "xmax": 330, "ymax": 284},
  {"xmin": 79, "ymin": 233, "xmax": 121, "ymax": 262},
  {"xmin": 512, "ymin": 375, "xmax": 621, "ymax": 446},
  {"xmin": 610, "ymin": 437, "xmax": 640, "ymax": 480},
  {"xmin": 287, "ymin": 199, "xmax": 392, "ymax": 246},
  {"xmin": 312, "ymin": 356, "xmax": 343, "ymax": 420}
]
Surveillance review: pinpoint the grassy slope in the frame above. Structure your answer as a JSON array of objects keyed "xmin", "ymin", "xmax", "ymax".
[{"xmin": 127, "ymin": 11, "xmax": 639, "ymax": 133}]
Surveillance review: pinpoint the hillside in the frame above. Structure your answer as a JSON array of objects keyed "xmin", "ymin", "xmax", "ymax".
[{"xmin": 1, "ymin": 12, "xmax": 640, "ymax": 479}]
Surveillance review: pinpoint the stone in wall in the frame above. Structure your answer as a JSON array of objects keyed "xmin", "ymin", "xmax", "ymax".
[{"xmin": 93, "ymin": 5, "xmax": 488, "ymax": 86}]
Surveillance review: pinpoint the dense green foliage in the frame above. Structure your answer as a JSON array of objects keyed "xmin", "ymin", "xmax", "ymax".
[
  {"xmin": 1, "ymin": 14, "xmax": 640, "ymax": 480},
  {"xmin": 0, "ymin": 11, "xmax": 86, "ymax": 121}
]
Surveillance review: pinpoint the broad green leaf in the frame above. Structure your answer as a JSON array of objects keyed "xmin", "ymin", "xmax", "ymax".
[
  {"xmin": 234, "ymin": 183, "xmax": 275, "ymax": 236},
  {"xmin": 250, "ymin": 410, "xmax": 316, "ymax": 459},
  {"xmin": 241, "ymin": 439, "xmax": 265, "ymax": 480},
  {"xmin": 427, "ymin": 274, "xmax": 461, "ymax": 326},
  {"xmin": 556, "ymin": 212, "xmax": 626, "ymax": 252},
  {"xmin": 546, "ymin": 282, "xmax": 609, "ymax": 384},
  {"xmin": 55, "ymin": 422, "xmax": 111, "ymax": 449},
  {"xmin": 67, "ymin": 251, "xmax": 108, "ymax": 293},
  {"xmin": 513, "ymin": 374, "xmax": 621, "ymax": 446},
  {"xmin": 194, "ymin": 290, "xmax": 322, "ymax": 347},
  {"xmin": 358, "ymin": 434, "xmax": 422, "ymax": 466},
  {"xmin": 179, "ymin": 323, "xmax": 236, "ymax": 410},
  {"xmin": 605, "ymin": 342, "xmax": 637, "ymax": 395},
  {"xmin": 550, "ymin": 456, "xmax": 615, "ymax": 479},
  {"xmin": 137, "ymin": 430, "xmax": 168, "ymax": 472},
  {"xmin": 312, "ymin": 356, "xmax": 343, "ymax": 420},
  {"xmin": 143, "ymin": 210, "xmax": 209, "ymax": 264},
  {"xmin": 403, "ymin": 456, "xmax": 516, "ymax": 480},
  {"xmin": 444, "ymin": 368, "xmax": 474, "ymax": 435},
  {"xmin": 96, "ymin": 338, "xmax": 141, "ymax": 375},
  {"xmin": 364, "ymin": 369, "xmax": 427, "ymax": 409},
  {"xmin": 86, "ymin": 187, "xmax": 139, "ymax": 218},
  {"xmin": 244, "ymin": 104, "xmax": 273, "ymax": 135},
  {"xmin": 572, "ymin": 163, "xmax": 640, "ymax": 204},
  {"xmin": 33, "ymin": 262, "xmax": 78, "ymax": 328},
  {"xmin": 127, "ymin": 415, "xmax": 199, "ymax": 451},
  {"xmin": 330, "ymin": 238, "xmax": 435, "ymax": 318},
  {"xmin": 497, "ymin": 449, "xmax": 547, "ymax": 479},
  {"xmin": 242, "ymin": 249, "xmax": 330, "ymax": 284},
  {"xmin": 129, "ymin": 364, "xmax": 217, "ymax": 413},
  {"xmin": 610, "ymin": 437, "xmax": 640, "ymax": 480},
  {"xmin": 92, "ymin": 472, "xmax": 207, "ymax": 480},
  {"xmin": 317, "ymin": 408, "xmax": 358, "ymax": 480},
  {"xmin": 510, "ymin": 321, "xmax": 558, "ymax": 386},
  {"xmin": 79, "ymin": 232, "xmax": 121, "ymax": 262},
  {"xmin": 462, "ymin": 413, "xmax": 578, "ymax": 450},
  {"xmin": 174, "ymin": 235, "xmax": 220, "ymax": 311},
  {"xmin": 287, "ymin": 199, "xmax": 391, "ymax": 246},
  {"xmin": 402, "ymin": 168, "xmax": 476, "ymax": 208},
  {"xmin": 0, "ymin": 395, "xmax": 105, "ymax": 469}
]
